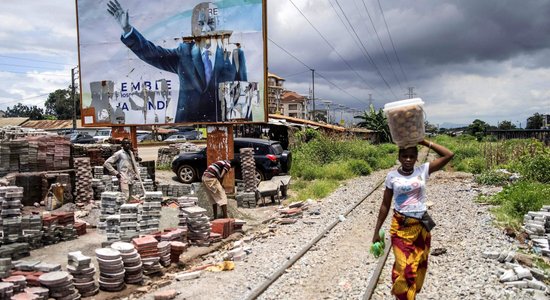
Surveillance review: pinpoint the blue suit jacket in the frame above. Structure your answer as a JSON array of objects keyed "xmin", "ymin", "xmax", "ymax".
[{"xmin": 121, "ymin": 28, "xmax": 247, "ymax": 123}]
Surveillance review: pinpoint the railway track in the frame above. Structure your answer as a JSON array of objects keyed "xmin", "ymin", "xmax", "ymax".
[{"xmin": 243, "ymin": 178, "xmax": 391, "ymax": 300}]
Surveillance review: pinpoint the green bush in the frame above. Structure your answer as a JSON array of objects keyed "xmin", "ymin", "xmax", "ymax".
[
  {"xmin": 347, "ymin": 159, "xmax": 373, "ymax": 176},
  {"xmin": 475, "ymin": 170, "xmax": 510, "ymax": 186},
  {"xmin": 455, "ymin": 157, "xmax": 486, "ymax": 174},
  {"xmin": 518, "ymin": 154, "xmax": 550, "ymax": 183},
  {"xmin": 491, "ymin": 181, "xmax": 550, "ymax": 219}
]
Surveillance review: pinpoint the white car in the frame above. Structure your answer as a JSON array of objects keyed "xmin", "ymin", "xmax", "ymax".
[
  {"xmin": 164, "ymin": 134, "xmax": 187, "ymax": 142},
  {"xmin": 93, "ymin": 129, "xmax": 111, "ymax": 143}
]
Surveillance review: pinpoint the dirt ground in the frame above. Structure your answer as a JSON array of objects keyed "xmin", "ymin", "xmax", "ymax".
[{"xmin": 20, "ymin": 169, "xmax": 280, "ymax": 299}]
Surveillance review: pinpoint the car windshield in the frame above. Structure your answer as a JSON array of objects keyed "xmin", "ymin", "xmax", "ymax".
[{"xmin": 271, "ymin": 143, "xmax": 284, "ymax": 154}]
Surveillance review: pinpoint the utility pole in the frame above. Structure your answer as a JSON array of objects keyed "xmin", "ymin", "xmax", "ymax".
[
  {"xmin": 406, "ymin": 87, "xmax": 416, "ymax": 99},
  {"xmin": 311, "ymin": 69, "xmax": 315, "ymax": 121},
  {"xmin": 71, "ymin": 66, "xmax": 79, "ymax": 131}
]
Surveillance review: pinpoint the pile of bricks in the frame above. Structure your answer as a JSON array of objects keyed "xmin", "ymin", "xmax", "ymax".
[
  {"xmin": 0, "ymin": 281, "xmax": 14, "ymax": 298},
  {"xmin": 211, "ymin": 219, "xmax": 235, "ymax": 239},
  {"xmin": 98, "ymin": 191, "xmax": 124, "ymax": 231},
  {"xmin": 72, "ymin": 144, "xmax": 119, "ymax": 167},
  {"xmin": 0, "ymin": 186, "xmax": 23, "ymax": 244},
  {"xmin": 159, "ymin": 228, "xmax": 186, "ymax": 242},
  {"xmin": 523, "ymin": 205, "xmax": 550, "ymax": 257},
  {"xmin": 239, "ymin": 148, "xmax": 257, "ymax": 191},
  {"xmin": 156, "ymin": 143, "xmax": 202, "ymax": 167},
  {"xmin": 39, "ymin": 270, "xmax": 80, "ymax": 299},
  {"xmin": 104, "ymin": 215, "xmax": 121, "ymax": 244},
  {"xmin": 2, "ymin": 275, "xmax": 27, "ymax": 294},
  {"xmin": 236, "ymin": 192, "xmax": 257, "ymax": 208},
  {"xmin": 119, "ymin": 204, "xmax": 141, "ymax": 242},
  {"xmin": 157, "ymin": 184, "xmax": 192, "ymax": 197},
  {"xmin": 170, "ymin": 241, "xmax": 187, "ymax": 263},
  {"xmin": 0, "ymin": 243, "xmax": 30, "ymax": 260},
  {"xmin": 183, "ymin": 206, "xmax": 211, "ymax": 246},
  {"xmin": 111, "ymin": 242, "xmax": 143, "ymax": 285},
  {"xmin": 67, "ymin": 251, "xmax": 98, "ymax": 297},
  {"xmin": 95, "ymin": 248, "xmax": 126, "ymax": 292},
  {"xmin": 132, "ymin": 235, "xmax": 162, "ymax": 276},
  {"xmin": 177, "ymin": 196, "xmax": 197, "ymax": 231},
  {"xmin": 22, "ymin": 287, "xmax": 49, "ymax": 299},
  {"xmin": 0, "ymin": 134, "xmax": 70, "ymax": 177},
  {"xmin": 141, "ymin": 192, "xmax": 162, "ymax": 234},
  {"xmin": 157, "ymin": 241, "xmax": 171, "ymax": 267},
  {"xmin": 0, "ymin": 258, "xmax": 11, "ymax": 278},
  {"xmin": 74, "ymin": 158, "xmax": 94, "ymax": 204}
]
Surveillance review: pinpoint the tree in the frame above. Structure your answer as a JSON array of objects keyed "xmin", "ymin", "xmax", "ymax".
[
  {"xmin": 526, "ymin": 113, "xmax": 543, "ymax": 129},
  {"xmin": 5, "ymin": 103, "xmax": 45, "ymax": 120},
  {"xmin": 424, "ymin": 121, "xmax": 438, "ymax": 134},
  {"xmin": 466, "ymin": 119, "xmax": 489, "ymax": 141},
  {"xmin": 355, "ymin": 104, "xmax": 391, "ymax": 143},
  {"xmin": 45, "ymin": 87, "xmax": 80, "ymax": 120},
  {"xmin": 498, "ymin": 120, "xmax": 516, "ymax": 130}
]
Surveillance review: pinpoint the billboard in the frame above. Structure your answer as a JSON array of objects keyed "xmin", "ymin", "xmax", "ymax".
[{"xmin": 76, "ymin": 0, "xmax": 266, "ymax": 126}]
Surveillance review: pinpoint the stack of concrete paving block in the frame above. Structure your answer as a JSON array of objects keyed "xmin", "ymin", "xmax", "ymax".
[
  {"xmin": 177, "ymin": 196, "xmax": 197, "ymax": 231},
  {"xmin": 67, "ymin": 251, "xmax": 98, "ymax": 297},
  {"xmin": 119, "ymin": 204, "xmax": 141, "ymax": 242},
  {"xmin": 74, "ymin": 158, "xmax": 94, "ymax": 204},
  {"xmin": 239, "ymin": 148, "xmax": 257, "ymax": 191},
  {"xmin": 39, "ymin": 270, "xmax": 80, "ymax": 299},
  {"xmin": 98, "ymin": 191, "xmax": 124, "ymax": 231},
  {"xmin": 91, "ymin": 179, "xmax": 106, "ymax": 200},
  {"xmin": 183, "ymin": 206, "xmax": 211, "ymax": 246},
  {"xmin": 523, "ymin": 205, "xmax": 550, "ymax": 257},
  {"xmin": 157, "ymin": 184, "xmax": 192, "ymax": 197},
  {"xmin": 0, "ymin": 282, "xmax": 14, "ymax": 299},
  {"xmin": 21, "ymin": 215, "xmax": 42, "ymax": 249},
  {"xmin": 93, "ymin": 166, "xmax": 104, "ymax": 179},
  {"xmin": 95, "ymin": 248, "xmax": 126, "ymax": 292},
  {"xmin": 157, "ymin": 241, "xmax": 171, "ymax": 267},
  {"xmin": 0, "ymin": 186, "xmax": 23, "ymax": 244},
  {"xmin": 111, "ymin": 242, "xmax": 143, "ymax": 285},
  {"xmin": 51, "ymin": 212, "xmax": 77, "ymax": 242},
  {"xmin": 160, "ymin": 228, "xmax": 186, "ymax": 242},
  {"xmin": 140, "ymin": 192, "xmax": 162, "ymax": 234},
  {"xmin": 41, "ymin": 215, "xmax": 61, "ymax": 245},
  {"xmin": 23, "ymin": 286, "xmax": 49, "ymax": 299},
  {"xmin": 132, "ymin": 235, "xmax": 162, "ymax": 276},
  {"xmin": 236, "ymin": 192, "xmax": 257, "ymax": 208},
  {"xmin": 169, "ymin": 241, "xmax": 187, "ymax": 263},
  {"xmin": 0, "ymin": 243, "xmax": 30, "ymax": 260},
  {"xmin": 2, "ymin": 275, "xmax": 26, "ymax": 294},
  {"xmin": 104, "ymin": 215, "xmax": 121, "ymax": 244},
  {"xmin": 34, "ymin": 262, "xmax": 61, "ymax": 273},
  {"xmin": 101, "ymin": 175, "xmax": 114, "ymax": 192},
  {"xmin": 0, "ymin": 258, "xmax": 11, "ymax": 278},
  {"xmin": 143, "ymin": 179, "xmax": 154, "ymax": 191}
]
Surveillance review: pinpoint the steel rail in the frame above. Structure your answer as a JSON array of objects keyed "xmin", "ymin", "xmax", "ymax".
[{"xmin": 244, "ymin": 178, "xmax": 386, "ymax": 300}]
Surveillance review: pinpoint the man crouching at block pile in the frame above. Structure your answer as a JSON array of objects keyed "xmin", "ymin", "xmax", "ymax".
[
  {"xmin": 104, "ymin": 138, "xmax": 140, "ymax": 202},
  {"xmin": 202, "ymin": 159, "xmax": 238, "ymax": 219}
]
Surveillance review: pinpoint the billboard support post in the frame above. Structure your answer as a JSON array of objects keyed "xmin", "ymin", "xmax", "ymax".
[
  {"xmin": 72, "ymin": 66, "xmax": 78, "ymax": 131},
  {"xmin": 206, "ymin": 125, "xmax": 235, "ymax": 194}
]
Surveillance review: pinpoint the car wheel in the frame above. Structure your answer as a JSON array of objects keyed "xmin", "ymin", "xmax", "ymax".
[
  {"xmin": 254, "ymin": 169, "xmax": 265, "ymax": 185},
  {"xmin": 177, "ymin": 165, "xmax": 197, "ymax": 184}
]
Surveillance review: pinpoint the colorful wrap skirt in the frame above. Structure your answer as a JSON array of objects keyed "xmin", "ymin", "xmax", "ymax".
[{"xmin": 390, "ymin": 211, "xmax": 431, "ymax": 300}]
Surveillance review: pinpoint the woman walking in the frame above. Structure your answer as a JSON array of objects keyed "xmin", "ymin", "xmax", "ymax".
[{"xmin": 372, "ymin": 139, "xmax": 454, "ymax": 300}]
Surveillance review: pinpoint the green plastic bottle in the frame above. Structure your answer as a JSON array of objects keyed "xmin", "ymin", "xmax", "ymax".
[{"xmin": 370, "ymin": 230, "xmax": 385, "ymax": 258}]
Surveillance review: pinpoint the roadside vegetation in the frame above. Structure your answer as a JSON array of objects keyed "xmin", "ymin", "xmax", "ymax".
[
  {"xmin": 288, "ymin": 129, "xmax": 397, "ymax": 202},
  {"xmin": 433, "ymin": 135, "xmax": 550, "ymax": 228}
]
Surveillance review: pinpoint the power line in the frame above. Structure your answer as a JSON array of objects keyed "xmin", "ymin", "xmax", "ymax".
[
  {"xmin": 333, "ymin": 0, "xmax": 398, "ymax": 99},
  {"xmin": 0, "ymin": 93, "xmax": 50, "ymax": 106},
  {"xmin": 0, "ymin": 70, "xmax": 69, "ymax": 77},
  {"xmin": 279, "ymin": 70, "xmax": 311, "ymax": 79},
  {"xmin": 0, "ymin": 63, "xmax": 66, "ymax": 70},
  {"xmin": 287, "ymin": 0, "xmax": 379, "ymax": 95},
  {"xmin": 376, "ymin": 0, "xmax": 409, "ymax": 86},
  {"xmin": 268, "ymin": 38, "xmax": 367, "ymax": 107},
  {"xmin": 0, "ymin": 55, "xmax": 72, "ymax": 66},
  {"xmin": 360, "ymin": 0, "xmax": 403, "ymax": 91}
]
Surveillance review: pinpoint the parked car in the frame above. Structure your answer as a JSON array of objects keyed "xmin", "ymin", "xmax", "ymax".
[
  {"xmin": 93, "ymin": 129, "xmax": 111, "ymax": 143},
  {"xmin": 170, "ymin": 126, "xmax": 203, "ymax": 140},
  {"xmin": 171, "ymin": 138, "xmax": 292, "ymax": 184},
  {"xmin": 137, "ymin": 133, "xmax": 162, "ymax": 143},
  {"xmin": 68, "ymin": 132, "xmax": 95, "ymax": 144},
  {"xmin": 164, "ymin": 134, "xmax": 187, "ymax": 143}
]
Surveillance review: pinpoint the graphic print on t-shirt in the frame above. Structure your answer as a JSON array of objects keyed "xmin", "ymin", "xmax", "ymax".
[{"xmin": 394, "ymin": 176, "xmax": 422, "ymax": 210}]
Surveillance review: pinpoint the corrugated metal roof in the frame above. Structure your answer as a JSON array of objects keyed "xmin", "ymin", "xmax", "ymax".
[
  {"xmin": 0, "ymin": 117, "xmax": 29, "ymax": 127},
  {"xmin": 21, "ymin": 119, "xmax": 84, "ymax": 130}
]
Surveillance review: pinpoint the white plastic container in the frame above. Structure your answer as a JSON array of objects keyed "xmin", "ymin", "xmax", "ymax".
[{"xmin": 383, "ymin": 98, "xmax": 425, "ymax": 148}]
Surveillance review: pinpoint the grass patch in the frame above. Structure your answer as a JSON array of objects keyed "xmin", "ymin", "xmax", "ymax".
[
  {"xmin": 488, "ymin": 181, "xmax": 550, "ymax": 221},
  {"xmin": 288, "ymin": 178, "xmax": 340, "ymax": 202}
]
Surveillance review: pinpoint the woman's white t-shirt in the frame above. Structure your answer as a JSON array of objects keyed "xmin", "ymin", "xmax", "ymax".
[{"xmin": 385, "ymin": 162, "xmax": 430, "ymax": 219}]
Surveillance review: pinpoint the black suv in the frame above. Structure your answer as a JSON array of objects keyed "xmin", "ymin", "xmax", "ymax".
[{"xmin": 171, "ymin": 138, "xmax": 292, "ymax": 184}]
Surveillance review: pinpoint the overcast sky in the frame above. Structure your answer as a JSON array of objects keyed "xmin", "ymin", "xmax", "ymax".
[{"xmin": 1, "ymin": 0, "xmax": 549, "ymax": 127}]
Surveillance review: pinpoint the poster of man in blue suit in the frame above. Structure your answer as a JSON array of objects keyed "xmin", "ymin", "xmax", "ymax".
[{"xmin": 76, "ymin": 0, "xmax": 265, "ymax": 126}]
